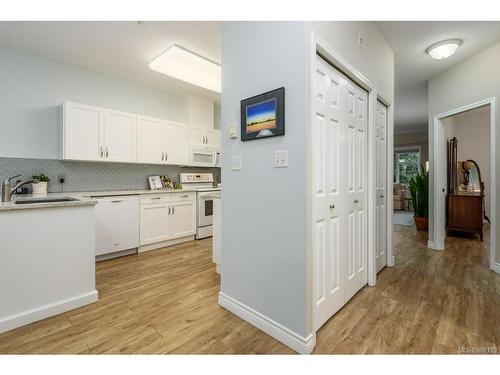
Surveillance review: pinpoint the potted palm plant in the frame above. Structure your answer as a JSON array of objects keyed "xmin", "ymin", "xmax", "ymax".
[{"xmin": 408, "ymin": 165, "xmax": 429, "ymax": 231}]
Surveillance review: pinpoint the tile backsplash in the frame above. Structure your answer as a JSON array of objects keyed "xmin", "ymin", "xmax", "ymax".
[{"xmin": 0, "ymin": 157, "xmax": 220, "ymax": 193}]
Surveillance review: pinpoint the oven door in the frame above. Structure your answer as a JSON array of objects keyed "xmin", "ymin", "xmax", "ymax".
[
  {"xmin": 190, "ymin": 146, "xmax": 216, "ymax": 167},
  {"xmin": 198, "ymin": 192, "xmax": 214, "ymax": 227}
]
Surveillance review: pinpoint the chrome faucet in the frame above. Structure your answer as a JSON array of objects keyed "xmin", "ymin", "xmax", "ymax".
[{"xmin": 2, "ymin": 175, "xmax": 39, "ymax": 202}]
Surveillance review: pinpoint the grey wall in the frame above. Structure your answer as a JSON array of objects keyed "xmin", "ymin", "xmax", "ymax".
[
  {"xmin": 0, "ymin": 45, "xmax": 188, "ymax": 160},
  {"xmin": 428, "ymin": 41, "xmax": 500, "ymax": 264},
  {"xmin": 220, "ymin": 21, "xmax": 394, "ymax": 342},
  {"xmin": 221, "ymin": 21, "xmax": 310, "ymax": 337}
]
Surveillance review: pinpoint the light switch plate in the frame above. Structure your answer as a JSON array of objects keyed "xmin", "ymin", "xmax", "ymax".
[
  {"xmin": 231, "ymin": 155, "xmax": 242, "ymax": 170},
  {"xmin": 274, "ymin": 150, "xmax": 288, "ymax": 168}
]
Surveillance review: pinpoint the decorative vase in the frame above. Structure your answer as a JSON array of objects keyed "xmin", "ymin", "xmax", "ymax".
[
  {"xmin": 414, "ymin": 216, "xmax": 428, "ymax": 231},
  {"xmin": 32, "ymin": 182, "xmax": 48, "ymax": 195}
]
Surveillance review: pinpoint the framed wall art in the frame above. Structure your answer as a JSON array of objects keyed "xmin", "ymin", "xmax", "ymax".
[{"xmin": 240, "ymin": 87, "xmax": 285, "ymax": 141}]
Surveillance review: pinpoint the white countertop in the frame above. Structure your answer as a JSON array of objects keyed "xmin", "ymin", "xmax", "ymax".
[{"xmin": 0, "ymin": 187, "xmax": 221, "ymax": 212}]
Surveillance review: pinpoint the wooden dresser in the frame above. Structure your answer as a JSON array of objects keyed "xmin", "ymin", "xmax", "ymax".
[{"xmin": 446, "ymin": 193, "xmax": 484, "ymax": 240}]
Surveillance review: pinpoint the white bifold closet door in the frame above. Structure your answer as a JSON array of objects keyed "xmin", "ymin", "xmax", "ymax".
[
  {"xmin": 375, "ymin": 101, "xmax": 388, "ymax": 273},
  {"xmin": 313, "ymin": 54, "xmax": 368, "ymax": 331}
]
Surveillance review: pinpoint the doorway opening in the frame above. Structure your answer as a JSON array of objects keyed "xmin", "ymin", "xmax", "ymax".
[{"xmin": 432, "ymin": 99, "xmax": 496, "ymax": 271}]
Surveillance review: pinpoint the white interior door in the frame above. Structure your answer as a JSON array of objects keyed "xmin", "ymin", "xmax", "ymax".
[
  {"xmin": 343, "ymin": 78, "xmax": 368, "ymax": 302},
  {"xmin": 376, "ymin": 101, "xmax": 388, "ymax": 272},
  {"xmin": 313, "ymin": 55, "xmax": 368, "ymax": 331}
]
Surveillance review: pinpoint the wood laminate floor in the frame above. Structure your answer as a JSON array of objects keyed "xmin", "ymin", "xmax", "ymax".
[{"xmin": 0, "ymin": 224, "xmax": 498, "ymax": 354}]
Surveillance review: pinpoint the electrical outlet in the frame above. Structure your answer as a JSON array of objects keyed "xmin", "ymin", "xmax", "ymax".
[
  {"xmin": 231, "ymin": 155, "xmax": 242, "ymax": 170},
  {"xmin": 274, "ymin": 150, "xmax": 288, "ymax": 168}
]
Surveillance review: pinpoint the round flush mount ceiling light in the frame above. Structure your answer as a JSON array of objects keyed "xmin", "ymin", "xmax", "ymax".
[{"xmin": 425, "ymin": 39, "xmax": 462, "ymax": 60}]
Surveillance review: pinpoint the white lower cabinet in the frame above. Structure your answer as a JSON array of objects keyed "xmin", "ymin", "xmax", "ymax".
[
  {"xmin": 139, "ymin": 192, "xmax": 196, "ymax": 250},
  {"xmin": 171, "ymin": 200, "xmax": 196, "ymax": 239},
  {"xmin": 95, "ymin": 196, "xmax": 140, "ymax": 256},
  {"xmin": 140, "ymin": 202, "xmax": 172, "ymax": 245}
]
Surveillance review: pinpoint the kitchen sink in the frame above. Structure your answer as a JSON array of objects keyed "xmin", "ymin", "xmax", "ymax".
[{"xmin": 15, "ymin": 197, "xmax": 79, "ymax": 204}]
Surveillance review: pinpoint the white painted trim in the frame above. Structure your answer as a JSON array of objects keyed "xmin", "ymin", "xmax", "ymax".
[
  {"xmin": 431, "ymin": 97, "xmax": 496, "ymax": 269},
  {"xmin": 138, "ymin": 235, "xmax": 194, "ymax": 253},
  {"xmin": 493, "ymin": 263, "xmax": 500, "ymax": 274},
  {"xmin": 0, "ymin": 290, "xmax": 98, "ymax": 334},
  {"xmin": 386, "ymin": 102, "xmax": 395, "ymax": 267},
  {"xmin": 427, "ymin": 240, "xmax": 439, "ymax": 250},
  {"xmin": 218, "ymin": 292, "xmax": 316, "ymax": 354}
]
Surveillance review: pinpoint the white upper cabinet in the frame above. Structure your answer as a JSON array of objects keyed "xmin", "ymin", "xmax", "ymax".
[
  {"xmin": 62, "ymin": 102, "xmax": 103, "ymax": 161},
  {"xmin": 61, "ymin": 100, "xmax": 213, "ymax": 166},
  {"xmin": 188, "ymin": 95, "xmax": 214, "ymax": 130},
  {"xmin": 188, "ymin": 127, "xmax": 220, "ymax": 149},
  {"xmin": 164, "ymin": 121, "xmax": 188, "ymax": 165},
  {"xmin": 137, "ymin": 115, "xmax": 164, "ymax": 164},
  {"xmin": 104, "ymin": 109, "xmax": 137, "ymax": 162}
]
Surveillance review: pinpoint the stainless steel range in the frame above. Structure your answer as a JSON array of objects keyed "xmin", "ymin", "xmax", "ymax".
[{"xmin": 180, "ymin": 173, "xmax": 220, "ymax": 239}]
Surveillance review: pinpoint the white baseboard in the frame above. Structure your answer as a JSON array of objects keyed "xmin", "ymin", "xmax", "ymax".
[
  {"xmin": 138, "ymin": 235, "xmax": 194, "ymax": 253},
  {"xmin": 427, "ymin": 240, "xmax": 444, "ymax": 250},
  {"xmin": 493, "ymin": 263, "xmax": 500, "ymax": 274},
  {"xmin": 218, "ymin": 292, "xmax": 315, "ymax": 354},
  {"xmin": 0, "ymin": 290, "xmax": 98, "ymax": 334}
]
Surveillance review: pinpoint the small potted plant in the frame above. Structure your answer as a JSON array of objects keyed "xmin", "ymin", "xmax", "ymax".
[
  {"xmin": 32, "ymin": 173, "xmax": 50, "ymax": 195},
  {"xmin": 408, "ymin": 165, "xmax": 429, "ymax": 231}
]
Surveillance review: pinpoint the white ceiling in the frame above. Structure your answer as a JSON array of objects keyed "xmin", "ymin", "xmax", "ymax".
[
  {"xmin": 0, "ymin": 21, "xmax": 221, "ymax": 101},
  {"xmin": 375, "ymin": 21, "xmax": 500, "ymax": 134}
]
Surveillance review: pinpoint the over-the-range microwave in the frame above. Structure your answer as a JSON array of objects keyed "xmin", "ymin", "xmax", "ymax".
[{"xmin": 189, "ymin": 145, "xmax": 218, "ymax": 167}]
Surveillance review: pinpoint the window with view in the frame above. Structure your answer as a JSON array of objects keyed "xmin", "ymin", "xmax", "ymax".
[{"xmin": 394, "ymin": 150, "xmax": 420, "ymax": 184}]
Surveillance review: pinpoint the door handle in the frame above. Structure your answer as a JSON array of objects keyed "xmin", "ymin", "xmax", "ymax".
[{"xmin": 329, "ymin": 204, "xmax": 335, "ymax": 210}]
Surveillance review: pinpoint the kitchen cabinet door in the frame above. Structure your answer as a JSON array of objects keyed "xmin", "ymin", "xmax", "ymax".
[
  {"xmin": 137, "ymin": 116, "xmax": 164, "ymax": 164},
  {"xmin": 164, "ymin": 121, "xmax": 188, "ymax": 165},
  {"xmin": 205, "ymin": 129, "xmax": 220, "ymax": 148},
  {"xmin": 95, "ymin": 197, "xmax": 140, "ymax": 256},
  {"xmin": 140, "ymin": 203, "xmax": 171, "ymax": 245},
  {"xmin": 62, "ymin": 102, "xmax": 103, "ymax": 161},
  {"xmin": 104, "ymin": 109, "xmax": 137, "ymax": 162},
  {"xmin": 171, "ymin": 200, "xmax": 196, "ymax": 239},
  {"xmin": 188, "ymin": 127, "xmax": 205, "ymax": 146}
]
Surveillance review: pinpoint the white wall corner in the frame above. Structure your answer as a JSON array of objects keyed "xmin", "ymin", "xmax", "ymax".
[
  {"xmin": 427, "ymin": 240, "xmax": 444, "ymax": 251},
  {"xmin": 218, "ymin": 292, "xmax": 316, "ymax": 354},
  {"xmin": 493, "ymin": 263, "xmax": 500, "ymax": 275}
]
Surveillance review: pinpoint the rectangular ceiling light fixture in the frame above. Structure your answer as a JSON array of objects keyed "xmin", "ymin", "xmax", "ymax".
[{"xmin": 149, "ymin": 44, "xmax": 221, "ymax": 93}]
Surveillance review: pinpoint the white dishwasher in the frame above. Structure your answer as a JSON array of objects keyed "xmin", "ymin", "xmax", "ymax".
[{"xmin": 94, "ymin": 195, "xmax": 140, "ymax": 257}]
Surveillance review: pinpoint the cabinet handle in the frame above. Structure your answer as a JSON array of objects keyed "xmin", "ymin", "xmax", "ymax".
[
  {"xmin": 172, "ymin": 206, "xmax": 175, "ymax": 215},
  {"xmin": 161, "ymin": 152, "xmax": 164, "ymax": 161},
  {"xmin": 111, "ymin": 200, "xmax": 123, "ymax": 203},
  {"xmin": 99, "ymin": 146, "xmax": 103, "ymax": 158},
  {"xmin": 203, "ymin": 136, "xmax": 206, "ymax": 144},
  {"xmin": 181, "ymin": 195, "xmax": 189, "ymax": 198},
  {"xmin": 105, "ymin": 147, "xmax": 109, "ymax": 158},
  {"xmin": 168, "ymin": 206, "xmax": 171, "ymax": 215},
  {"xmin": 165, "ymin": 152, "xmax": 168, "ymax": 161},
  {"xmin": 151, "ymin": 197, "xmax": 161, "ymax": 200},
  {"xmin": 329, "ymin": 204, "xmax": 335, "ymax": 210},
  {"xmin": 380, "ymin": 195, "xmax": 385, "ymax": 198},
  {"xmin": 354, "ymin": 199, "xmax": 359, "ymax": 204}
]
